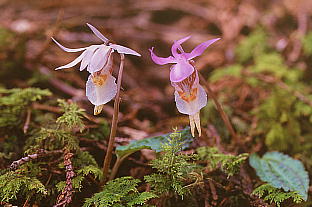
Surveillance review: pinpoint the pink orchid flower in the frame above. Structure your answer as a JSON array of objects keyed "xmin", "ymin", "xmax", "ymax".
[
  {"xmin": 52, "ymin": 23, "xmax": 140, "ymax": 115},
  {"xmin": 171, "ymin": 70, "xmax": 207, "ymax": 137},
  {"xmin": 149, "ymin": 36, "xmax": 220, "ymax": 82},
  {"xmin": 150, "ymin": 36, "xmax": 220, "ymax": 137}
]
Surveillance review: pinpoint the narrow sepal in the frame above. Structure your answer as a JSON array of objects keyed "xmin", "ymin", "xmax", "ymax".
[
  {"xmin": 51, "ymin": 37, "xmax": 88, "ymax": 52},
  {"xmin": 110, "ymin": 44, "xmax": 141, "ymax": 56},
  {"xmin": 185, "ymin": 38, "xmax": 220, "ymax": 60},
  {"xmin": 86, "ymin": 23, "xmax": 109, "ymax": 43},
  {"xmin": 149, "ymin": 47, "xmax": 176, "ymax": 65},
  {"xmin": 55, "ymin": 50, "xmax": 87, "ymax": 70}
]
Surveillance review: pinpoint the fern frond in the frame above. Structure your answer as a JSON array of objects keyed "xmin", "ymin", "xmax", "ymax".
[
  {"xmin": 83, "ymin": 177, "xmax": 155, "ymax": 207},
  {"xmin": 56, "ymin": 99, "xmax": 85, "ymax": 132},
  {"xmin": 252, "ymin": 184, "xmax": 303, "ymax": 207},
  {"xmin": 197, "ymin": 147, "xmax": 248, "ymax": 177},
  {"xmin": 0, "ymin": 171, "xmax": 47, "ymax": 202}
]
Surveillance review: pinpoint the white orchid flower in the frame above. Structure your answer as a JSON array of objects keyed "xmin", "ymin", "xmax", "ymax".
[{"xmin": 52, "ymin": 23, "xmax": 141, "ymax": 115}]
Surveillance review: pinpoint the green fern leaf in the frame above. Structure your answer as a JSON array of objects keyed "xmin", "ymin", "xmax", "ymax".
[
  {"xmin": 83, "ymin": 176, "xmax": 155, "ymax": 207},
  {"xmin": 252, "ymin": 184, "xmax": 303, "ymax": 207}
]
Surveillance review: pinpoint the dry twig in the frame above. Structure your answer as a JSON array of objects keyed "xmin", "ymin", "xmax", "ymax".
[
  {"xmin": 10, "ymin": 149, "xmax": 63, "ymax": 171},
  {"xmin": 198, "ymin": 72, "xmax": 239, "ymax": 143}
]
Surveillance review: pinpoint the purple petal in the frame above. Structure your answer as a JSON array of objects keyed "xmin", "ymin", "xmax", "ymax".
[
  {"xmin": 51, "ymin": 37, "xmax": 88, "ymax": 53},
  {"xmin": 86, "ymin": 23, "xmax": 109, "ymax": 43},
  {"xmin": 185, "ymin": 38, "xmax": 220, "ymax": 60},
  {"xmin": 55, "ymin": 50, "xmax": 87, "ymax": 70},
  {"xmin": 87, "ymin": 46, "xmax": 112, "ymax": 73},
  {"xmin": 109, "ymin": 44, "xmax": 141, "ymax": 56},
  {"xmin": 149, "ymin": 47, "xmax": 176, "ymax": 65},
  {"xmin": 170, "ymin": 61, "xmax": 194, "ymax": 82},
  {"xmin": 171, "ymin": 36, "xmax": 191, "ymax": 58}
]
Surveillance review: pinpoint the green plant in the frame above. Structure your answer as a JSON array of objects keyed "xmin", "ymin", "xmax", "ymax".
[
  {"xmin": 83, "ymin": 176, "xmax": 157, "ymax": 207},
  {"xmin": 235, "ymin": 27, "xmax": 268, "ymax": 63},
  {"xmin": 0, "ymin": 87, "xmax": 51, "ymax": 128},
  {"xmin": 0, "ymin": 171, "xmax": 47, "ymax": 203},
  {"xmin": 197, "ymin": 147, "xmax": 248, "ymax": 177},
  {"xmin": 110, "ymin": 127, "xmax": 192, "ymax": 180},
  {"xmin": 252, "ymin": 184, "xmax": 303, "ymax": 207},
  {"xmin": 302, "ymin": 31, "xmax": 312, "ymax": 56},
  {"xmin": 144, "ymin": 130, "xmax": 200, "ymax": 198},
  {"xmin": 56, "ymin": 99, "xmax": 85, "ymax": 132},
  {"xmin": 1, "ymin": 100, "xmax": 103, "ymax": 205}
]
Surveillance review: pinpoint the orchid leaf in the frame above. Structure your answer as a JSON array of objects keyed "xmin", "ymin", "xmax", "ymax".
[
  {"xmin": 249, "ymin": 152, "xmax": 309, "ymax": 201},
  {"xmin": 116, "ymin": 127, "xmax": 192, "ymax": 159}
]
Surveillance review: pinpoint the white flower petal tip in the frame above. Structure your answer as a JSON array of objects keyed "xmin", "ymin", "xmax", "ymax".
[
  {"xmin": 189, "ymin": 115, "xmax": 196, "ymax": 137},
  {"xmin": 189, "ymin": 112, "xmax": 201, "ymax": 137},
  {"xmin": 86, "ymin": 23, "xmax": 109, "ymax": 43},
  {"xmin": 94, "ymin": 105, "xmax": 104, "ymax": 115},
  {"xmin": 51, "ymin": 37, "xmax": 88, "ymax": 53},
  {"xmin": 109, "ymin": 44, "xmax": 141, "ymax": 56}
]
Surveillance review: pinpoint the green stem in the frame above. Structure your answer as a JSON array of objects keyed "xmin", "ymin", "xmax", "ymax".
[{"xmin": 109, "ymin": 153, "xmax": 130, "ymax": 181}]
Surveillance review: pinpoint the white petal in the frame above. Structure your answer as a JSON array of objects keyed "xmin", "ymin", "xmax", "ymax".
[
  {"xmin": 80, "ymin": 46, "xmax": 99, "ymax": 71},
  {"xmin": 189, "ymin": 112, "xmax": 201, "ymax": 137},
  {"xmin": 86, "ymin": 23, "xmax": 109, "ymax": 43},
  {"xmin": 87, "ymin": 46, "xmax": 112, "ymax": 73},
  {"xmin": 86, "ymin": 74, "xmax": 117, "ymax": 106},
  {"xmin": 55, "ymin": 50, "xmax": 87, "ymax": 70},
  {"xmin": 174, "ymin": 85, "xmax": 207, "ymax": 115},
  {"xmin": 193, "ymin": 112, "xmax": 201, "ymax": 137},
  {"xmin": 51, "ymin": 37, "xmax": 88, "ymax": 52},
  {"xmin": 189, "ymin": 115, "xmax": 196, "ymax": 137},
  {"xmin": 109, "ymin": 44, "xmax": 141, "ymax": 56}
]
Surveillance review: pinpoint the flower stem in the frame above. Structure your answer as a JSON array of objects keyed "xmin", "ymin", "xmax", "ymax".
[
  {"xmin": 198, "ymin": 72, "xmax": 239, "ymax": 143},
  {"xmin": 102, "ymin": 53, "xmax": 125, "ymax": 184}
]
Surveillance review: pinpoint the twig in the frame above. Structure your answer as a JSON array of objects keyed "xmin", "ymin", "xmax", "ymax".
[
  {"xmin": 102, "ymin": 53, "xmax": 125, "ymax": 183},
  {"xmin": 23, "ymin": 196, "xmax": 30, "ymax": 207},
  {"xmin": 23, "ymin": 108, "xmax": 31, "ymax": 134},
  {"xmin": 54, "ymin": 149, "xmax": 75, "ymax": 207},
  {"xmin": 10, "ymin": 149, "xmax": 63, "ymax": 171},
  {"xmin": 254, "ymin": 73, "xmax": 312, "ymax": 107},
  {"xmin": 198, "ymin": 72, "xmax": 239, "ymax": 143},
  {"xmin": 39, "ymin": 66, "xmax": 84, "ymax": 98},
  {"xmin": 288, "ymin": 8, "xmax": 307, "ymax": 62},
  {"xmin": 207, "ymin": 178, "xmax": 218, "ymax": 201},
  {"xmin": 32, "ymin": 102, "xmax": 104, "ymax": 124}
]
